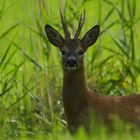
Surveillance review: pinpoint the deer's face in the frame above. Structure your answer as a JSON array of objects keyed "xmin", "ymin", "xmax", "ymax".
[
  {"xmin": 45, "ymin": 12, "xmax": 100, "ymax": 71},
  {"xmin": 60, "ymin": 39, "xmax": 84, "ymax": 71}
]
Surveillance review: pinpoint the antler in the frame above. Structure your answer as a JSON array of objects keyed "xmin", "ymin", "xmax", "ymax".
[
  {"xmin": 74, "ymin": 10, "xmax": 85, "ymax": 39},
  {"xmin": 60, "ymin": 10, "xmax": 71, "ymax": 39}
]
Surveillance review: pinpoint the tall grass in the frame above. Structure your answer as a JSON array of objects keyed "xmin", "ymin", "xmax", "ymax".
[{"xmin": 0, "ymin": 0, "xmax": 140, "ymax": 139}]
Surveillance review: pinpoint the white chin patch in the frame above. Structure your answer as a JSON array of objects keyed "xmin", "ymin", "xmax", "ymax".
[{"xmin": 67, "ymin": 66, "xmax": 77, "ymax": 71}]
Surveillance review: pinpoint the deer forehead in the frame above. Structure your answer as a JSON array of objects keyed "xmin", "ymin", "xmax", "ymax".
[{"xmin": 63, "ymin": 39, "xmax": 82, "ymax": 50}]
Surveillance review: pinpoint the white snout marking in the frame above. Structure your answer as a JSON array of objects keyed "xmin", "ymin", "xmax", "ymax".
[{"xmin": 68, "ymin": 56, "xmax": 76, "ymax": 60}]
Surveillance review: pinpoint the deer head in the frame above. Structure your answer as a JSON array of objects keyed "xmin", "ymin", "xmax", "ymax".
[{"xmin": 45, "ymin": 11, "xmax": 100, "ymax": 72}]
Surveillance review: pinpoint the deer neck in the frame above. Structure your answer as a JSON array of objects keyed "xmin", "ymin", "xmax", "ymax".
[
  {"xmin": 62, "ymin": 62, "xmax": 89, "ymax": 123},
  {"xmin": 62, "ymin": 63, "xmax": 88, "ymax": 99}
]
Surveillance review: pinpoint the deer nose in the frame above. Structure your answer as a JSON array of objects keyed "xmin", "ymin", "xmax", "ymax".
[{"xmin": 66, "ymin": 57, "xmax": 77, "ymax": 67}]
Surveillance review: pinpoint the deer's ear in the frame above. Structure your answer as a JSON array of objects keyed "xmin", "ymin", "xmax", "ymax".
[
  {"xmin": 81, "ymin": 25, "xmax": 100, "ymax": 49},
  {"xmin": 45, "ymin": 25, "xmax": 64, "ymax": 48}
]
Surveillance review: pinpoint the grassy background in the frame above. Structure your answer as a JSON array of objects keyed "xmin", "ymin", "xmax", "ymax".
[{"xmin": 0, "ymin": 0, "xmax": 140, "ymax": 139}]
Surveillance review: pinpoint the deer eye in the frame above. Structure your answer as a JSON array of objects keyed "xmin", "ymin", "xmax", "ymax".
[
  {"xmin": 61, "ymin": 50, "xmax": 66, "ymax": 55},
  {"xmin": 78, "ymin": 50, "xmax": 84, "ymax": 55}
]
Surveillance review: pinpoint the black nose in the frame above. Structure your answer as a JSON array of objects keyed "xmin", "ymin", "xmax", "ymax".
[{"xmin": 66, "ymin": 57, "xmax": 77, "ymax": 67}]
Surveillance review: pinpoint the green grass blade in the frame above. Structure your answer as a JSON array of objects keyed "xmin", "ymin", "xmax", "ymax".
[
  {"xmin": 91, "ymin": 46, "xmax": 101, "ymax": 65},
  {"xmin": 130, "ymin": 29, "xmax": 135, "ymax": 62},
  {"xmin": 0, "ymin": 41, "xmax": 13, "ymax": 66},
  {"xmin": 9, "ymin": 60, "xmax": 25, "ymax": 82},
  {"xmin": 100, "ymin": 20, "xmax": 119, "ymax": 36},
  {"xmin": 132, "ymin": 0, "xmax": 136, "ymax": 18},
  {"xmin": 0, "ymin": 36, "xmax": 16, "ymax": 68},
  {"xmin": 13, "ymin": 77, "xmax": 40, "ymax": 101},
  {"xmin": 127, "ymin": 0, "xmax": 136, "ymax": 20},
  {"xmin": 0, "ymin": 0, "xmax": 6, "ymax": 19},
  {"xmin": 0, "ymin": 23, "xmax": 20, "ymax": 39},
  {"xmin": 95, "ymin": 55, "xmax": 114, "ymax": 69},
  {"xmin": 2, "ymin": 49, "xmax": 17, "ymax": 70},
  {"xmin": 11, "ymin": 42, "xmax": 44, "ymax": 70},
  {"xmin": 28, "ymin": 25, "xmax": 48, "ymax": 46},
  {"xmin": 0, "ymin": 84, "xmax": 14, "ymax": 97},
  {"xmin": 100, "ymin": 8, "xmax": 115, "ymax": 26},
  {"xmin": 0, "ymin": 0, "xmax": 14, "ymax": 20},
  {"xmin": 103, "ymin": 46, "xmax": 122, "ymax": 56},
  {"xmin": 111, "ymin": 35, "xmax": 129, "ymax": 58}
]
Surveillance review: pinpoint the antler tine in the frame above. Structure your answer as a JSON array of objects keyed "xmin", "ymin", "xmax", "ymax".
[
  {"xmin": 74, "ymin": 10, "xmax": 85, "ymax": 39},
  {"xmin": 60, "ymin": 10, "xmax": 71, "ymax": 38}
]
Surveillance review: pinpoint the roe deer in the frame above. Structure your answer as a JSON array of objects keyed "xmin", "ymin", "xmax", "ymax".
[{"xmin": 45, "ymin": 12, "xmax": 140, "ymax": 133}]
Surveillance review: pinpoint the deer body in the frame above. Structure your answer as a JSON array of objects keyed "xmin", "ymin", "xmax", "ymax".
[
  {"xmin": 62, "ymin": 63, "xmax": 140, "ymax": 133},
  {"xmin": 45, "ymin": 12, "xmax": 140, "ymax": 133}
]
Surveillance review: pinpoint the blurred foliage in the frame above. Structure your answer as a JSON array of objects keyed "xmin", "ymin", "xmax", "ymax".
[{"xmin": 0, "ymin": 0, "xmax": 140, "ymax": 139}]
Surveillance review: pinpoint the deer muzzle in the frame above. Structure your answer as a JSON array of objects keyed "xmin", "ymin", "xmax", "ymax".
[{"xmin": 66, "ymin": 56, "xmax": 79, "ymax": 71}]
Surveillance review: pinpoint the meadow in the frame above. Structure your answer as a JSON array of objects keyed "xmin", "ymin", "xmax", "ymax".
[{"xmin": 0, "ymin": 0, "xmax": 140, "ymax": 139}]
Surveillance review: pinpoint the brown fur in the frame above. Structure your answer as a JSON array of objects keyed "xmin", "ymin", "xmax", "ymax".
[
  {"xmin": 62, "ymin": 62, "xmax": 140, "ymax": 133},
  {"xmin": 45, "ymin": 15, "xmax": 140, "ymax": 133}
]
